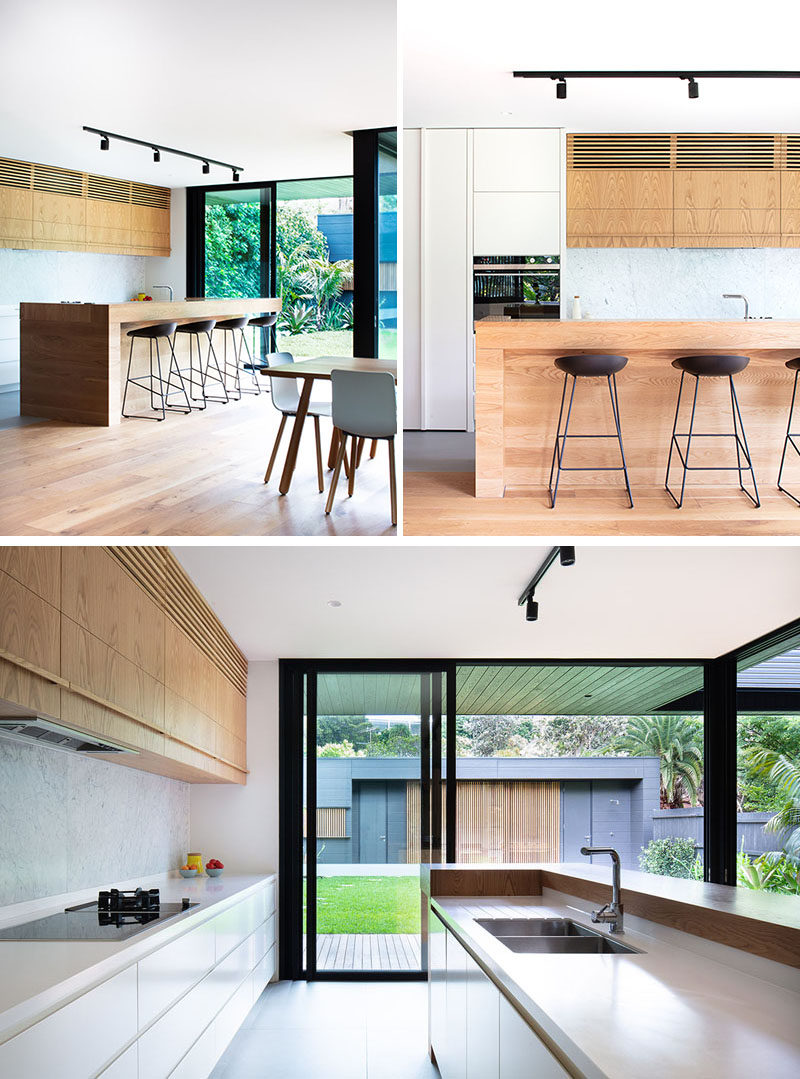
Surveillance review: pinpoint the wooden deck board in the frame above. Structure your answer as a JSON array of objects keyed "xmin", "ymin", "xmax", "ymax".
[{"xmin": 315, "ymin": 934, "xmax": 421, "ymax": 972}]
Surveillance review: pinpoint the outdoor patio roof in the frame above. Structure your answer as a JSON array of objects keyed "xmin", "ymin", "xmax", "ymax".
[{"xmin": 315, "ymin": 664, "xmax": 705, "ymax": 718}]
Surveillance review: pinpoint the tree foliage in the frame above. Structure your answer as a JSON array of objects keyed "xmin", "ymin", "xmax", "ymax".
[
  {"xmin": 639, "ymin": 837, "xmax": 702, "ymax": 879},
  {"xmin": 745, "ymin": 747, "xmax": 800, "ymax": 863},
  {"xmin": 608, "ymin": 716, "xmax": 703, "ymax": 808}
]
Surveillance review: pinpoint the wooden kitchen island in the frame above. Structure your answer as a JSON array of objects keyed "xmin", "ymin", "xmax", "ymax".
[
  {"xmin": 475, "ymin": 319, "xmax": 800, "ymax": 500},
  {"xmin": 20, "ymin": 298, "xmax": 281, "ymax": 425}
]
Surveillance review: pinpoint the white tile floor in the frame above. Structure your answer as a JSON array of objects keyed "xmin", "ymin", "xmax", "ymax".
[{"xmin": 211, "ymin": 980, "xmax": 440, "ymax": 1079}]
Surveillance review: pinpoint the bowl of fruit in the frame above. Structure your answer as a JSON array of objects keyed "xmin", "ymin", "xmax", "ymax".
[
  {"xmin": 205, "ymin": 859, "xmax": 224, "ymax": 877},
  {"xmin": 179, "ymin": 864, "xmax": 199, "ymax": 878}
]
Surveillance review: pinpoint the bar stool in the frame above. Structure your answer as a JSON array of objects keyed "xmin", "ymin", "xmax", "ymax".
[
  {"xmin": 248, "ymin": 313, "xmax": 278, "ymax": 368},
  {"xmin": 121, "ymin": 321, "xmax": 191, "ymax": 421},
  {"xmin": 173, "ymin": 319, "xmax": 221, "ymax": 410},
  {"xmin": 212, "ymin": 317, "xmax": 260, "ymax": 399},
  {"xmin": 548, "ymin": 354, "xmax": 633, "ymax": 509},
  {"xmin": 665, "ymin": 355, "xmax": 759, "ymax": 508},
  {"xmin": 777, "ymin": 357, "xmax": 800, "ymax": 506}
]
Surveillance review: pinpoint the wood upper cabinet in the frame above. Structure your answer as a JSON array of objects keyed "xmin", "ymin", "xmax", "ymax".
[
  {"xmin": 781, "ymin": 172, "xmax": 800, "ymax": 246},
  {"xmin": 130, "ymin": 205, "xmax": 170, "ymax": 256},
  {"xmin": 0, "ymin": 185, "xmax": 33, "ymax": 242},
  {"xmin": 674, "ymin": 170, "xmax": 780, "ymax": 247},
  {"xmin": 0, "ymin": 547, "xmax": 60, "ymax": 607},
  {"xmin": 0, "ymin": 565, "xmax": 61, "ymax": 717},
  {"xmin": 32, "ymin": 191, "xmax": 86, "ymax": 248},
  {"xmin": 567, "ymin": 169, "xmax": 672, "ymax": 247}
]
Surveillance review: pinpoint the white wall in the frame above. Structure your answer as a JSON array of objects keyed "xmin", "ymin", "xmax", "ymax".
[
  {"xmin": 144, "ymin": 187, "xmax": 187, "ymax": 300},
  {"xmin": 561, "ymin": 247, "xmax": 800, "ymax": 320},
  {"xmin": 0, "ymin": 739, "xmax": 189, "ymax": 905},
  {"xmin": 0, "ymin": 248, "xmax": 145, "ymax": 305},
  {"xmin": 189, "ymin": 661, "xmax": 279, "ymax": 875}
]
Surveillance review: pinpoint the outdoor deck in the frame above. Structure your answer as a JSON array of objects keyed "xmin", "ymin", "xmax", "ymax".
[{"xmin": 305, "ymin": 934, "xmax": 421, "ymax": 972}]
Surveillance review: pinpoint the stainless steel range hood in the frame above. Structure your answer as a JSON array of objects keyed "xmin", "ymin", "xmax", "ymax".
[{"xmin": 0, "ymin": 716, "xmax": 138, "ymax": 755}]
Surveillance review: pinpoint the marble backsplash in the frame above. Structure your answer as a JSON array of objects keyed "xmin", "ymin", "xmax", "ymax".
[
  {"xmin": 0, "ymin": 739, "xmax": 189, "ymax": 906},
  {"xmin": 560, "ymin": 247, "xmax": 800, "ymax": 320},
  {"xmin": 0, "ymin": 248, "xmax": 145, "ymax": 305}
]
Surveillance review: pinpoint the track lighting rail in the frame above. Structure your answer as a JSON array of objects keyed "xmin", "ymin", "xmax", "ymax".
[
  {"xmin": 83, "ymin": 126, "xmax": 243, "ymax": 180},
  {"xmin": 512, "ymin": 70, "xmax": 800, "ymax": 100},
  {"xmin": 518, "ymin": 546, "xmax": 575, "ymax": 621}
]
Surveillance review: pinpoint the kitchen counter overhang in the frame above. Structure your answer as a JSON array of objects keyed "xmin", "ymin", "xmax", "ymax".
[
  {"xmin": 474, "ymin": 319, "xmax": 800, "ymax": 498},
  {"xmin": 20, "ymin": 298, "xmax": 281, "ymax": 426}
]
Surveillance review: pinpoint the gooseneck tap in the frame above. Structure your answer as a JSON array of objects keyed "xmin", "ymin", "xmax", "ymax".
[
  {"xmin": 723, "ymin": 293, "xmax": 749, "ymax": 319},
  {"xmin": 580, "ymin": 846, "xmax": 623, "ymax": 933},
  {"xmin": 151, "ymin": 285, "xmax": 174, "ymax": 302}
]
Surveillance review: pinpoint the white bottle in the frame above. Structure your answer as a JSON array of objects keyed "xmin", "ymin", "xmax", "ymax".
[{"xmin": 572, "ymin": 295, "xmax": 582, "ymax": 320}]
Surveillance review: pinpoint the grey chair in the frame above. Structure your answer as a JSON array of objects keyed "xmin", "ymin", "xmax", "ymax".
[
  {"xmin": 263, "ymin": 352, "xmax": 332, "ymax": 493},
  {"xmin": 325, "ymin": 369, "xmax": 397, "ymax": 526}
]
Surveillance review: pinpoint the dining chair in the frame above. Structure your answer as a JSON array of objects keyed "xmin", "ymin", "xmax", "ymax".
[
  {"xmin": 325, "ymin": 369, "xmax": 397, "ymax": 526},
  {"xmin": 263, "ymin": 352, "xmax": 331, "ymax": 493}
]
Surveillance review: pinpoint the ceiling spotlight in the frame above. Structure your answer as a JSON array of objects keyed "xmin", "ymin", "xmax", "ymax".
[
  {"xmin": 100, "ymin": 135, "xmax": 109, "ymax": 151},
  {"xmin": 559, "ymin": 546, "xmax": 576, "ymax": 567},
  {"xmin": 556, "ymin": 78, "xmax": 567, "ymax": 100},
  {"xmin": 232, "ymin": 170, "xmax": 240, "ymax": 182},
  {"xmin": 326, "ymin": 600, "xmax": 342, "ymax": 608},
  {"xmin": 525, "ymin": 595, "xmax": 538, "ymax": 622},
  {"xmin": 202, "ymin": 161, "xmax": 210, "ymax": 175},
  {"xmin": 687, "ymin": 77, "xmax": 699, "ymax": 99},
  {"xmin": 153, "ymin": 148, "xmax": 161, "ymax": 162}
]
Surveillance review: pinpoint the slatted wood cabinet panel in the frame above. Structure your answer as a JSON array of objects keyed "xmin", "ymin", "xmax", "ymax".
[
  {"xmin": 0, "ymin": 546, "xmax": 246, "ymax": 784},
  {"xmin": 567, "ymin": 133, "xmax": 800, "ymax": 248},
  {"xmin": 0, "ymin": 156, "xmax": 170, "ymax": 256}
]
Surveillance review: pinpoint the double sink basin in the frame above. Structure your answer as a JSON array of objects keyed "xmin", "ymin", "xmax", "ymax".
[{"xmin": 474, "ymin": 917, "xmax": 641, "ymax": 955}]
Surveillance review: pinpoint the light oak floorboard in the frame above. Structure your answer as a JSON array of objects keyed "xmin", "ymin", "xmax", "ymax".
[
  {"xmin": 403, "ymin": 471, "xmax": 800, "ymax": 536},
  {"xmin": 0, "ymin": 396, "xmax": 396, "ymax": 537}
]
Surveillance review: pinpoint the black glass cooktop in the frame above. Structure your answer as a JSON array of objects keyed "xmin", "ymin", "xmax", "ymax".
[{"xmin": 0, "ymin": 902, "xmax": 194, "ymax": 942}]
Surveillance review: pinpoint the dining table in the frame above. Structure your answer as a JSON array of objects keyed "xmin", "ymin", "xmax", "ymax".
[{"xmin": 261, "ymin": 355, "xmax": 398, "ymax": 494}]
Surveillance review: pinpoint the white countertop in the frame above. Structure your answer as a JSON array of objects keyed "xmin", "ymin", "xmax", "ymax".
[
  {"xmin": 433, "ymin": 892, "xmax": 800, "ymax": 1079},
  {"xmin": 0, "ymin": 872, "xmax": 275, "ymax": 1045}
]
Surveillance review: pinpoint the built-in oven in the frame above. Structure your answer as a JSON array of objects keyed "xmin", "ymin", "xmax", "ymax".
[{"xmin": 473, "ymin": 255, "xmax": 560, "ymax": 320}]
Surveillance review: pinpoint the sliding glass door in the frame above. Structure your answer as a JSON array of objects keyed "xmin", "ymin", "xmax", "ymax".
[{"xmin": 377, "ymin": 132, "xmax": 397, "ymax": 359}]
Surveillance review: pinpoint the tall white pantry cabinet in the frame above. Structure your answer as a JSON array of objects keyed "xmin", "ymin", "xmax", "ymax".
[{"xmin": 403, "ymin": 128, "xmax": 562, "ymax": 432}]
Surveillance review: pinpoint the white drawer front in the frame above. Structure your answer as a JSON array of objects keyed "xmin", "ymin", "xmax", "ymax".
[
  {"xmin": 138, "ymin": 918, "xmax": 216, "ymax": 1029},
  {"xmin": 0, "ymin": 967, "xmax": 137, "ymax": 1079},
  {"xmin": 251, "ymin": 913, "xmax": 275, "ymax": 967},
  {"xmin": 98, "ymin": 1043, "xmax": 138, "ymax": 1079},
  {"xmin": 252, "ymin": 945, "xmax": 276, "ymax": 1001},
  {"xmin": 263, "ymin": 879, "xmax": 276, "ymax": 916},
  {"xmin": 137, "ymin": 965, "xmax": 224, "ymax": 1079},
  {"xmin": 215, "ymin": 977, "xmax": 253, "ymax": 1062},
  {"xmin": 214, "ymin": 894, "xmax": 263, "ymax": 961},
  {"xmin": 167, "ymin": 1022, "xmax": 217, "ymax": 1079}
]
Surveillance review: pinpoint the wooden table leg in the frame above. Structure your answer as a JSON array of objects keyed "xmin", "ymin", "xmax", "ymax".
[
  {"xmin": 327, "ymin": 427, "xmax": 340, "ymax": 469},
  {"xmin": 279, "ymin": 377, "xmax": 313, "ymax": 495}
]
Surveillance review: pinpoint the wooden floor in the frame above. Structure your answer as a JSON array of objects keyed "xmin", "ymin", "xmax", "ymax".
[
  {"xmin": 403, "ymin": 470, "xmax": 800, "ymax": 536},
  {"xmin": 309, "ymin": 934, "xmax": 421, "ymax": 972},
  {"xmin": 0, "ymin": 395, "xmax": 396, "ymax": 536}
]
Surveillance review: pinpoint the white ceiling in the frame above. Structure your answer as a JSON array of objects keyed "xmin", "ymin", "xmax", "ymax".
[
  {"xmin": 0, "ymin": 0, "xmax": 395, "ymax": 188},
  {"xmin": 403, "ymin": 0, "xmax": 800, "ymax": 130},
  {"xmin": 171, "ymin": 544, "xmax": 800, "ymax": 661}
]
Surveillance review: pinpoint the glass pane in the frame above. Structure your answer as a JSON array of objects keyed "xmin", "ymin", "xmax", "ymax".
[
  {"xmin": 378, "ymin": 132, "xmax": 397, "ymax": 360},
  {"xmin": 736, "ymin": 637, "xmax": 800, "ymax": 898},
  {"xmin": 312, "ymin": 671, "xmax": 424, "ymax": 973},
  {"xmin": 204, "ymin": 188, "xmax": 263, "ymax": 298},
  {"xmin": 276, "ymin": 178, "xmax": 353, "ymax": 360},
  {"xmin": 454, "ymin": 663, "xmax": 704, "ymax": 879}
]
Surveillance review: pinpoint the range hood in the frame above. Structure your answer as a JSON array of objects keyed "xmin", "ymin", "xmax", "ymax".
[{"xmin": 0, "ymin": 716, "xmax": 138, "ymax": 756}]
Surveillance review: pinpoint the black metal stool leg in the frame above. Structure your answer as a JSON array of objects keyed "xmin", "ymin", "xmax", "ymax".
[
  {"xmin": 664, "ymin": 370, "xmax": 684, "ymax": 502},
  {"xmin": 608, "ymin": 373, "xmax": 634, "ymax": 508},
  {"xmin": 549, "ymin": 374, "xmax": 577, "ymax": 508},
  {"xmin": 728, "ymin": 375, "xmax": 746, "ymax": 493},
  {"xmin": 149, "ymin": 340, "xmax": 156, "ymax": 411},
  {"xmin": 237, "ymin": 329, "xmax": 261, "ymax": 395},
  {"xmin": 163, "ymin": 336, "xmax": 192, "ymax": 414},
  {"xmin": 666, "ymin": 372, "xmax": 699, "ymax": 509},
  {"xmin": 730, "ymin": 377, "xmax": 760, "ymax": 507},
  {"xmin": 548, "ymin": 373, "xmax": 569, "ymax": 502},
  {"xmin": 778, "ymin": 368, "xmax": 800, "ymax": 505},
  {"xmin": 121, "ymin": 336, "xmax": 136, "ymax": 418},
  {"xmin": 153, "ymin": 339, "xmax": 166, "ymax": 421}
]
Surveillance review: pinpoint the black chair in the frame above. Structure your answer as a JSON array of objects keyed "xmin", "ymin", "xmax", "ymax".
[
  {"xmin": 212, "ymin": 316, "xmax": 260, "ymax": 399},
  {"xmin": 173, "ymin": 319, "xmax": 223, "ymax": 410},
  {"xmin": 777, "ymin": 356, "xmax": 800, "ymax": 506},
  {"xmin": 548, "ymin": 354, "xmax": 633, "ymax": 509},
  {"xmin": 121, "ymin": 321, "xmax": 190, "ymax": 421},
  {"xmin": 665, "ymin": 354, "xmax": 759, "ymax": 508}
]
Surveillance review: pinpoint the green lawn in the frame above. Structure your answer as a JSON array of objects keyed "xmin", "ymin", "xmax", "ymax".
[
  {"xmin": 278, "ymin": 328, "xmax": 397, "ymax": 360},
  {"xmin": 303, "ymin": 875, "xmax": 421, "ymax": 934}
]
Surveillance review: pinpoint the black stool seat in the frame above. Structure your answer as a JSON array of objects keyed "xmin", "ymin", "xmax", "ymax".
[
  {"xmin": 249, "ymin": 313, "xmax": 278, "ymax": 328},
  {"xmin": 555, "ymin": 354, "xmax": 628, "ymax": 377},
  {"xmin": 127, "ymin": 321, "xmax": 177, "ymax": 339},
  {"xmin": 785, "ymin": 357, "xmax": 800, "ymax": 372},
  {"xmin": 672, "ymin": 354, "xmax": 749, "ymax": 377},
  {"xmin": 214, "ymin": 316, "xmax": 249, "ymax": 331},
  {"xmin": 175, "ymin": 319, "xmax": 216, "ymax": 335}
]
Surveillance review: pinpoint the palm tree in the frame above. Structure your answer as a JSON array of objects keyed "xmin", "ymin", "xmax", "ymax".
[
  {"xmin": 609, "ymin": 716, "xmax": 703, "ymax": 808},
  {"xmin": 746, "ymin": 748, "xmax": 800, "ymax": 863}
]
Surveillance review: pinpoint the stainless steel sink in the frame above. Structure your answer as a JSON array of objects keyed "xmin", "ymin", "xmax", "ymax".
[{"xmin": 474, "ymin": 917, "xmax": 641, "ymax": 955}]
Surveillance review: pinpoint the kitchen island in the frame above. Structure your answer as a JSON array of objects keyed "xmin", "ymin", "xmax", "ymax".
[
  {"xmin": 20, "ymin": 298, "xmax": 281, "ymax": 425},
  {"xmin": 426, "ymin": 863, "xmax": 800, "ymax": 1079},
  {"xmin": 475, "ymin": 319, "xmax": 800, "ymax": 499}
]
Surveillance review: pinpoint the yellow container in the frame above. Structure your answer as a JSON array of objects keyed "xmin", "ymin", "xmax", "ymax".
[
  {"xmin": 137, "ymin": 292, "xmax": 146, "ymax": 301},
  {"xmin": 186, "ymin": 852, "xmax": 203, "ymax": 873}
]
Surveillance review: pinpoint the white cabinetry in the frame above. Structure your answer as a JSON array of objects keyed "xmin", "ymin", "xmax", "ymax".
[
  {"xmin": 498, "ymin": 993, "xmax": 567, "ymax": 1079},
  {"xmin": 466, "ymin": 950, "xmax": 499, "ymax": 1079},
  {"xmin": 473, "ymin": 130, "xmax": 560, "ymax": 192},
  {"xmin": 444, "ymin": 929, "xmax": 468, "ymax": 1079},
  {"xmin": 430, "ymin": 913, "xmax": 448, "ymax": 1071},
  {"xmin": 474, "ymin": 193, "xmax": 561, "ymax": 256}
]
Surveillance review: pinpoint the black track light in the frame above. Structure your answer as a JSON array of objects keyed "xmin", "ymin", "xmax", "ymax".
[
  {"xmin": 556, "ymin": 78, "xmax": 567, "ymax": 99},
  {"xmin": 688, "ymin": 78, "xmax": 699, "ymax": 99},
  {"xmin": 100, "ymin": 135, "xmax": 109, "ymax": 151},
  {"xmin": 83, "ymin": 127, "xmax": 242, "ymax": 178},
  {"xmin": 232, "ymin": 170, "xmax": 240, "ymax": 182},
  {"xmin": 153, "ymin": 148, "xmax": 160, "ymax": 162},
  {"xmin": 525, "ymin": 595, "xmax": 539, "ymax": 622},
  {"xmin": 559, "ymin": 546, "xmax": 576, "ymax": 567},
  {"xmin": 202, "ymin": 161, "xmax": 210, "ymax": 175}
]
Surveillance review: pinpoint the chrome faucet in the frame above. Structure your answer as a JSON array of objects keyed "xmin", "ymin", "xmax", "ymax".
[
  {"xmin": 151, "ymin": 285, "xmax": 174, "ymax": 302},
  {"xmin": 580, "ymin": 846, "xmax": 624, "ymax": 933},
  {"xmin": 723, "ymin": 293, "xmax": 749, "ymax": 319}
]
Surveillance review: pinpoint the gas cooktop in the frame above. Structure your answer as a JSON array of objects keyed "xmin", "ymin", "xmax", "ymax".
[{"xmin": 0, "ymin": 887, "xmax": 198, "ymax": 942}]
